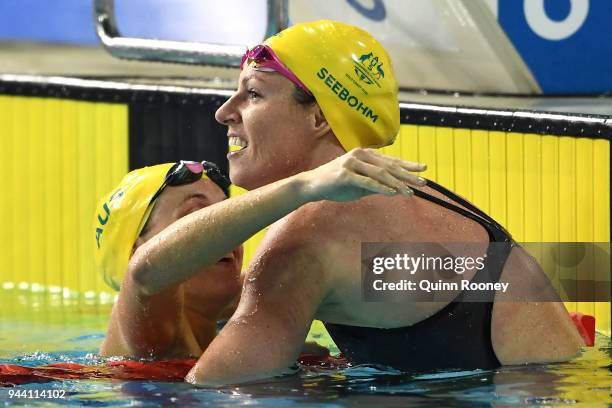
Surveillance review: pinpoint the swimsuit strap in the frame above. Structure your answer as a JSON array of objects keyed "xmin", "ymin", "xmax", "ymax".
[
  {"xmin": 412, "ymin": 179, "xmax": 512, "ymax": 244},
  {"xmin": 322, "ymin": 180, "xmax": 514, "ymax": 370},
  {"xmin": 421, "ymin": 180, "xmax": 490, "ymax": 219},
  {"xmin": 411, "ymin": 180, "xmax": 514, "ymax": 293}
]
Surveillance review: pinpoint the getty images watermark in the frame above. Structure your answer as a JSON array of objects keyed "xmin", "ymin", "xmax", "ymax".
[{"xmin": 361, "ymin": 242, "xmax": 611, "ymax": 302}]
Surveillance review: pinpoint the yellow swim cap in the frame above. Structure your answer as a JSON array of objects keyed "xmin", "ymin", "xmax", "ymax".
[
  {"xmin": 264, "ymin": 20, "xmax": 400, "ymax": 151},
  {"xmin": 93, "ymin": 164, "xmax": 173, "ymax": 291},
  {"xmin": 93, "ymin": 163, "xmax": 217, "ymax": 291}
]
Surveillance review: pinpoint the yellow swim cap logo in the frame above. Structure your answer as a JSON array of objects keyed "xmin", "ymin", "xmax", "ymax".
[
  {"xmin": 95, "ymin": 189, "xmax": 124, "ymax": 249},
  {"xmin": 354, "ymin": 52, "xmax": 384, "ymax": 88},
  {"xmin": 317, "ymin": 67, "xmax": 379, "ymax": 124}
]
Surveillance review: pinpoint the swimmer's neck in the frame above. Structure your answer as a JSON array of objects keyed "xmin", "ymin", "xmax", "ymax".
[
  {"xmin": 183, "ymin": 301, "xmax": 218, "ymax": 348},
  {"xmin": 183, "ymin": 293, "xmax": 227, "ymax": 323},
  {"xmin": 303, "ymin": 135, "xmax": 345, "ymax": 171}
]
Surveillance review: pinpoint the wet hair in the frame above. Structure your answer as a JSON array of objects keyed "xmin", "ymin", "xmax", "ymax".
[{"xmin": 292, "ymin": 84, "xmax": 317, "ymax": 105}]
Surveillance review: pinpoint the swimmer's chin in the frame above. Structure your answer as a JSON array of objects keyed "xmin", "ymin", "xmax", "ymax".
[{"xmin": 228, "ymin": 171, "xmax": 267, "ymax": 191}]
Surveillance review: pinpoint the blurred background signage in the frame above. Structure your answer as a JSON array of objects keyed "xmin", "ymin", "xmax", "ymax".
[{"xmin": 0, "ymin": 0, "xmax": 610, "ymax": 94}]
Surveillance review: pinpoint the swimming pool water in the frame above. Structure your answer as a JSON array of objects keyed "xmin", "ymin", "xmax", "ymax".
[{"xmin": 1, "ymin": 290, "xmax": 612, "ymax": 407}]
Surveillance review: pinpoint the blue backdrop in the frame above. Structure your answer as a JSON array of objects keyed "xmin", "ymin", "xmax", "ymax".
[
  {"xmin": 0, "ymin": 0, "xmax": 97, "ymax": 45},
  {"xmin": 499, "ymin": 0, "xmax": 612, "ymax": 94}
]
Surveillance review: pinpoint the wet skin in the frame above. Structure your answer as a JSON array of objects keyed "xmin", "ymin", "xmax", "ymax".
[
  {"xmin": 101, "ymin": 179, "xmax": 243, "ymax": 358},
  {"xmin": 186, "ymin": 66, "xmax": 583, "ymax": 386},
  {"xmin": 216, "ymin": 65, "xmax": 343, "ymax": 190},
  {"xmin": 99, "ymin": 145, "xmax": 422, "ymax": 361}
]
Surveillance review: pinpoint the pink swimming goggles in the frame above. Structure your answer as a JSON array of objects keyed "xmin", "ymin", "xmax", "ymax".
[{"xmin": 241, "ymin": 45, "xmax": 312, "ymax": 96}]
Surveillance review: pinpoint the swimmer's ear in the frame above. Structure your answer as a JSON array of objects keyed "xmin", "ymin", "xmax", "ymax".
[{"xmin": 311, "ymin": 105, "xmax": 331, "ymax": 139}]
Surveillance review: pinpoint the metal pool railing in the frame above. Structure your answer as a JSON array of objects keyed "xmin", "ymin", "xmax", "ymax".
[{"xmin": 93, "ymin": 0, "xmax": 288, "ymax": 67}]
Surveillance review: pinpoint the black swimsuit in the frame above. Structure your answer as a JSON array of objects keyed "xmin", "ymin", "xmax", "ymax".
[{"xmin": 323, "ymin": 180, "xmax": 514, "ymax": 371}]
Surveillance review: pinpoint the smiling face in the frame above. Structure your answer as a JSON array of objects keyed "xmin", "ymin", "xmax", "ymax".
[
  {"xmin": 215, "ymin": 66, "xmax": 335, "ymax": 190},
  {"xmin": 136, "ymin": 178, "xmax": 243, "ymax": 308}
]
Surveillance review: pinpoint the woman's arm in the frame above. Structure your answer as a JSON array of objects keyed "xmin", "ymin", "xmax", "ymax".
[
  {"xmin": 129, "ymin": 148, "xmax": 426, "ymax": 295},
  {"xmin": 103, "ymin": 148, "xmax": 425, "ymax": 357}
]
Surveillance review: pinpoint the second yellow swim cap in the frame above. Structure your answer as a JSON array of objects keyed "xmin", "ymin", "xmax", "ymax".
[
  {"xmin": 264, "ymin": 20, "xmax": 400, "ymax": 151},
  {"xmin": 93, "ymin": 163, "xmax": 216, "ymax": 291},
  {"xmin": 93, "ymin": 164, "xmax": 173, "ymax": 291}
]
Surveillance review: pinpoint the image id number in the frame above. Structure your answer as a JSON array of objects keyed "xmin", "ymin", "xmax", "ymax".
[{"xmin": 8, "ymin": 389, "xmax": 66, "ymax": 399}]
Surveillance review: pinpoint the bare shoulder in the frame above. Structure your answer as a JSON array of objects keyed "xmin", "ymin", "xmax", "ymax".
[
  {"xmin": 275, "ymin": 200, "xmax": 361, "ymax": 236},
  {"xmin": 254, "ymin": 196, "xmax": 394, "ymax": 262},
  {"xmin": 248, "ymin": 205, "xmax": 335, "ymax": 271},
  {"xmin": 491, "ymin": 246, "xmax": 584, "ymax": 365},
  {"xmin": 267, "ymin": 195, "xmax": 409, "ymax": 243},
  {"xmin": 243, "ymin": 200, "xmax": 361, "ymax": 297}
]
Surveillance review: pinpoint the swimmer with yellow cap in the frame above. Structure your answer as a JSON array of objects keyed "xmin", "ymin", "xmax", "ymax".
[
  {"xmin": 94, "ymin": 161, "xmax": 232, "ymax": 292},
  {"xmin": 95, "ymin": 154, "xmax": 425, "ymax": 360},
  {"xmin": 96, "ymin": 160, "xmax": 245, "ymax": 358},
  {"xmin": 189, "ymin": 20, "xmax": 582, "ymax": 386},
  {"xmin": 219, "ymin": 19, "xmax": 402, "ymax": 191}
]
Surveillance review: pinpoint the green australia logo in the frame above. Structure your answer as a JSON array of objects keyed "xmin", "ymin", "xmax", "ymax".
[
  {"xmin": 354, "ymin": 52, "xmax": 384, "ymax": 88},
  {"xmin": 95, "ymin": 189, "xmax": 124, "ymax": 249}
]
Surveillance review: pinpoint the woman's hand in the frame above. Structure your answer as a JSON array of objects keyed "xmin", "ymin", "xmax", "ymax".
[{"xmin": 299, "ymin": 148, "xmax": 427, "ymax": 203}]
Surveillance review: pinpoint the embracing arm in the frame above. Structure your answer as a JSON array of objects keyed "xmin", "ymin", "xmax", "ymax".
[
  {"xmin": 103, "ymin": 149, "xmax": 425, "ymax": 357},
  {"xmin": 184, "ymin": 149, "xmax": 428, "ymax": 386},
  {"xmin": 102, "ymin": 175, "xmax": 313, "ymax": 357},
  {"xmin": 100, "ymin": 273, "xmax": 193, "ymax": 357},
  {"xmin": 185, "ymin": 238, "xmax": 330, "ymax": 386},
  {"xmin": 129, "ymin": 148, "xmax": 425, "ymax": 295}
]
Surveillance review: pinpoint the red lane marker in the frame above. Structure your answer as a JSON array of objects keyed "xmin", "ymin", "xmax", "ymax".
[
  {"xmin": 1, "ymin": 352, "xmax": 345, "ymax": 386},
  {"xmin": 570, "ymin": 312, "xmax": 595, "ymax": 347}
]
